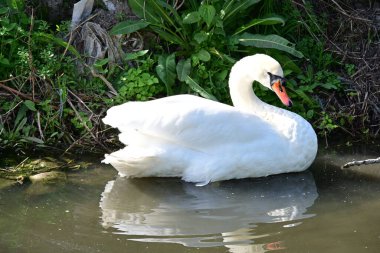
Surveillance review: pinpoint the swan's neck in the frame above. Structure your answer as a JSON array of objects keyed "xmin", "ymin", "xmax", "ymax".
[{"xmin": 229, "ymin": 69, "xmax": 272, "ymax": 115}]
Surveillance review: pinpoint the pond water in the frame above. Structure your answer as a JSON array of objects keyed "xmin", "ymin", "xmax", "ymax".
[{"xmin": 1, "ymin": 144, "xmax": 380, "ymax": 253}]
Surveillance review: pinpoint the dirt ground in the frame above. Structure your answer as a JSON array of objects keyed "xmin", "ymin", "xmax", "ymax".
[{"xmin": 312, "ymin": 0, "xmax": 380, "ymax": 136}]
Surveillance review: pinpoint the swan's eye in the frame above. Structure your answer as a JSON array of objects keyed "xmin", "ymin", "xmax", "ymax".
[{"xmin": 268, "ymin": 72, "xmax": 285, "ymax": 88}]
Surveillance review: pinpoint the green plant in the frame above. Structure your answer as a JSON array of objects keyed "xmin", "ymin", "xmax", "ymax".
[
  {"xmin": 117, "ymin": 68, "xmax": 161, "ymax": 101},
  {"xmin": 70, "ymin": 111, "xmax": 93, "ymax": 132},
  {"xmin": 345, "ymin": 63, "xmax": 355, "ymax": 76},
  {"xmin": 293, "ymin": 36, "xmax": 358, "ymax": 136},
  {"xmin": 0, "ymin": 2, "xmax": 96, "ymax": 148},
  {"xmin": 317, "ymin": 111, "xmax": 338, "ymax": 135},
  {"xmin": 108, "ymin": 55, "xmax": 164, "ymax": 105},
  {"xmin": 111, "ymin": 0, "xmax": 303, "ymax": 100},
  {"xmin": 0, "ymin": 100, "xmax": 43, "ymax": 147}
]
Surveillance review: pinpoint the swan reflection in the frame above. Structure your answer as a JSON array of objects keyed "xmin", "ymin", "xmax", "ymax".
[{"xmin": 100, "ymin": 172, "xmax": 317, "ymax": 251}]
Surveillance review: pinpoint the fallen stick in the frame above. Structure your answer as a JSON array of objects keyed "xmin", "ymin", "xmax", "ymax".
[
  {"xmin": 342, "ymin": 157, "xmax": 380, "ymax": 169},
  {"xmin": 0, "ymin": 82, "xmax": 37, "ymax": 102},
  {"xmin": 86, "ymin": 64, "xmax": 118, "ymax": 96},
  {"xmin": 0, "ymin": 82, "xmax": 62, "ymax": 110}
]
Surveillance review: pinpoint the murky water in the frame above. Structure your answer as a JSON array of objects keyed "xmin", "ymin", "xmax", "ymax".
[{"xmin": 1, "ymin": 144, "xmax": 380, "ymax": 253}]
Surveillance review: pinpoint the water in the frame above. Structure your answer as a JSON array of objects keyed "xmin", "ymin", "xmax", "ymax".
[{"xmin": 1, "ymin": 144, "xmax": 380, "ymax": 253}]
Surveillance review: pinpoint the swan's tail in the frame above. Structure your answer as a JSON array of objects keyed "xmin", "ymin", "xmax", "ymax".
[
  {"xmin": 102, "ymin": 147, "xmax": 160, "ymax": 177},
  {"xmin": 102, "ymin": 144, "xmax": 188, "ymax": 178}
]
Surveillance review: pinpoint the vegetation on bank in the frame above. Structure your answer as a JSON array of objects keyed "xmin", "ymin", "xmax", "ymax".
[{"xmin": 0, "ymin": 0, "xmax": 378, "ymax": 156}]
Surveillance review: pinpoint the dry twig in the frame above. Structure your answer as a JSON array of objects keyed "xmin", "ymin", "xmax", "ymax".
[
  {"xmin": 0, "ymin": 82, "xmax": 39, "ymax": 102},
  {"xmin": 342, "ymin": 157, "xmax": 380, "ymax": 169},
  {"xmin": 86, "ymin": 64, "xmax": 118, "ymax": 95}
]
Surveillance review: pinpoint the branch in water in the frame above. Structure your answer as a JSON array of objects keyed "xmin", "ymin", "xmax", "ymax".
[{"xmin": 342, "ymin": 157, "xmax": 380, "ymax": 169}]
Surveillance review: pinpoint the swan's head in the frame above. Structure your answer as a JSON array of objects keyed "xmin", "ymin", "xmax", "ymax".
[
  {"xmin": 231, "ymin": 54, "xmax": 293, "ymax": 107},
  {"xmin": 267, "ymin": 72, "xmax": 293, "ymax": 107}
]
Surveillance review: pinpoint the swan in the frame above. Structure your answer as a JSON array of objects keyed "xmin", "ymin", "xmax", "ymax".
[{"xmin": 102, "ymin": 54, "xmax": 318, "ymax": 185}]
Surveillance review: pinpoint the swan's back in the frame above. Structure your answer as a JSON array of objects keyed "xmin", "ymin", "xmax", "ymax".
[{"xmin": 103, "ymin": 95, "xmax": 279, "ymax": 150}]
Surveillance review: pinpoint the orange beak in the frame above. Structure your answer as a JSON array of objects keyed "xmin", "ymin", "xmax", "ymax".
[{"xmin": 272, "ymin": 80, "xmax": 293, "ymax": 107}]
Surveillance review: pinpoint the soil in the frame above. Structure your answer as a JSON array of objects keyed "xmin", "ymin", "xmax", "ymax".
[{"xmin": 311, "ymin": 0, "xmax": 380, "ymax": 136}]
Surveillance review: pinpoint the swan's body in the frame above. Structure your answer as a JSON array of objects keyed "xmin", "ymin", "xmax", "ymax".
[{"xmin": 102, "ymin": 54, "xmax": 318, "ymax": 184}]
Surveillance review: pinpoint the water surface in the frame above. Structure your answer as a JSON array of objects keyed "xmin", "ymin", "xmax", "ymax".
[{"xmin": 1, "ymin": 144, "xmax": 380, "ymax": 253}]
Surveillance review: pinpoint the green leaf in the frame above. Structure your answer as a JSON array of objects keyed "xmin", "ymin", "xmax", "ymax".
[
  {"xmin": 183, "ymin": 11, "xmax": 201, "ymax": 24},
  {"xmin": 128, "ymin": 0, "xmax": 161, "ymax": 24},
  {"xmin": 176, "ymin": 58, "xmax": 191, "ymax": 82},
  {"xmin": 274, "ymin": 54, "xmax": 302, "ymax": 74},
  {"xmin": 15, "ymin": 117, "xmax": 27, "ymax": 133},
  {"xmin": 6, "ymin": 0, "xmax": 24, "ymax": 11},
  {"xmin": 14, "ymin": 105, "xmax": 27, "ymax": 128},
  {"xmin": 24, "ymin": 100, "xmax": 36, "ymax": 111},
  {"xmin": 234, "ymin": 16, "xmax": 286, "ymax": 35},
  {"xmin": 94, "ymin": 58, "xmax": 109, "ymax": 68},
  {"xmin": 23, "ymin": 136, "xmax": 44, "ymax": 144},
  {"xmin": 150, "ymin": 26, "xmax": 185, "ymax": 46},
  {"xmin": 196, "ymin": 49, "xmax": 211, "ymax": 62},
  {"xmin": 306, "ymin": 110, "xmax": 314, "ymax": 119},
  {"xmin": 5, "ymin": 23, "xmax": 16, "ymax": 31},
  {"xmin": 0, "ymin": 57, "xmax": 10, "ymax": 66},
  {"xmin": 160, "ymin": 1, "xmax": 183, "ymax": 25},
  {"xmin": 156, "ymin": 53, "xmax": 176, "ymax": 95},
  {"xmin": 193, "ymin": 31, "xmax": 208, "ymax": 44},
  {"xmin": 185, "ymin": 76, "xmax": 217, "ymax": 101},
  {"xmin": 0, "ymin": 7, "xmax": 8, "ymax": 15},
  {"xmin": 209, "ymin": 48, "xmax": 236, "ymax": 63},
  {"xmin": 292, "ymin": 88, "xmax": 315, "ymax": 106},
  {"xmin": 320, "ymin": 82, "xmax": 338, "ymax": 89},
  {"xmin": 149, "ymin": 0, "xmax": 178, "ymax": 28},
  {"xmin": 110, "ymin": 20, "xmax": 149, "ymax": 35},
  {"xmin": 199, "ymin": 4, "xmax": 216, "ymax": 27},
  {"xmin": 223, "ymin": 0, "xmax": 261, "ymax": 22},
  {"xmin": 127, "ymin": 1, "xmax": 185, "ymax": 46},
  {"xmin": 215, "ymin": 69, "xmax": 229, "ymax": 81},
  {"xmin": 124, "ymin": 50, "xmax": 149, "ymax": 61},
  {"xmin": 237, "ymin": 33, "xmax": 304, "ymax": 58}
]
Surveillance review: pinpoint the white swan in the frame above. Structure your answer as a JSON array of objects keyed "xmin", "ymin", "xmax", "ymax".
[{"xmin": 102, "ymin": 54, "xmax": 318, "ymax": 184}]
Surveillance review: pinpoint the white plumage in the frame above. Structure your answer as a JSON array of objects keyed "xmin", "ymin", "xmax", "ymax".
[{"xmin": 102, "ymin": 54, "xmax": 318, "ymax": 184}]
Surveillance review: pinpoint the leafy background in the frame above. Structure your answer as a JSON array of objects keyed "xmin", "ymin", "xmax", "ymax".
[{"xmin": 0, "ymin": 0, "xmax": 374, "ymax": 151}]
